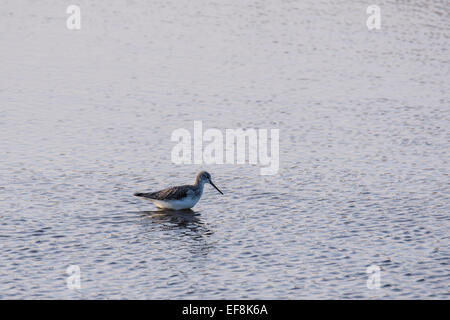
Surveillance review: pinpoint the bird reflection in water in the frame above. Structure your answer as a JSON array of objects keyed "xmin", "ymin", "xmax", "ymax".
[{"xmin": 138, "ymin": 209, "xmax": 213, "ymax": 257}]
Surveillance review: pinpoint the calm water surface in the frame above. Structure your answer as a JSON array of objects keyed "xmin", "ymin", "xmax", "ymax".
[{"xmin": 0, "ymin": 0, "xmax": 449, "ymax": 299}]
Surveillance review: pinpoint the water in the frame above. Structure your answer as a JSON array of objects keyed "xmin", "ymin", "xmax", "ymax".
[{"xmin": 1, "ymin": 0, "xmax": 449, "ymax": 299}]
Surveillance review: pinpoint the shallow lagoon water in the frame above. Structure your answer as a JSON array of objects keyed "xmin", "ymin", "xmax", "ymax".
[{"xmin": 0, "ymin": 0, "xmax": 449, "ymax": 299}]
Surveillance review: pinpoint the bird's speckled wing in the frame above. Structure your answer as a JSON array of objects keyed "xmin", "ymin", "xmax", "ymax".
[{"xmin": 134, "ymin": 185, "xmax": 193, "ymax": 200}]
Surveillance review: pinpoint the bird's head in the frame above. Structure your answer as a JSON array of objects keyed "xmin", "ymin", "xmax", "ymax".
[{"xmin": 196, "ymin": 171, "xmax": 223, "ymax": 195}]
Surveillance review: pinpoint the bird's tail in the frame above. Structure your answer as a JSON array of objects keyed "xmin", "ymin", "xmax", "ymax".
[{"xmin": 134, "ymin": 192, "xmax": 145, "ymax": 197}]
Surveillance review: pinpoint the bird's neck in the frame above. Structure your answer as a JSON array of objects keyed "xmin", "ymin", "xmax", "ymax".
[
  {"xmin": 194, "ymin": 178, "xmax": 206, "ymax": 188},
  {"xmin": 193, "ymin": 179, "xmax": 206, "ymax": 197}
]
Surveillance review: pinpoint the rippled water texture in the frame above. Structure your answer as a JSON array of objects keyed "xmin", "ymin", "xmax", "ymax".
[{"xmin": 0, "ymin": 0, "xmax": 449, "ymax": 299}]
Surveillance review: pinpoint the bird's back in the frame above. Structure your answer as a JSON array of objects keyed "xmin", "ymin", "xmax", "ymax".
[{"xmin": 134, "ymin": 185, "xmax": 196, "ymax": 201}]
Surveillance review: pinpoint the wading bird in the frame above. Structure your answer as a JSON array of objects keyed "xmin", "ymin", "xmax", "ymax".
[{"xmin": 134, "ymin": 171, "xmax": 223, "ymax": 210}]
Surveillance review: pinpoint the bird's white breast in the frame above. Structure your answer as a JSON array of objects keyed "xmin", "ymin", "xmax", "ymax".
[{"xmin": 151, "ymin": 195, "xmax": 201, "ymax": 210}]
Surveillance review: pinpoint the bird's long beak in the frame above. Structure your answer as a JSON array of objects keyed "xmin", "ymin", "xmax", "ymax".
[{"xmin": 209, "ymin": 180, "xmax": 223, "ymax": 195}]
